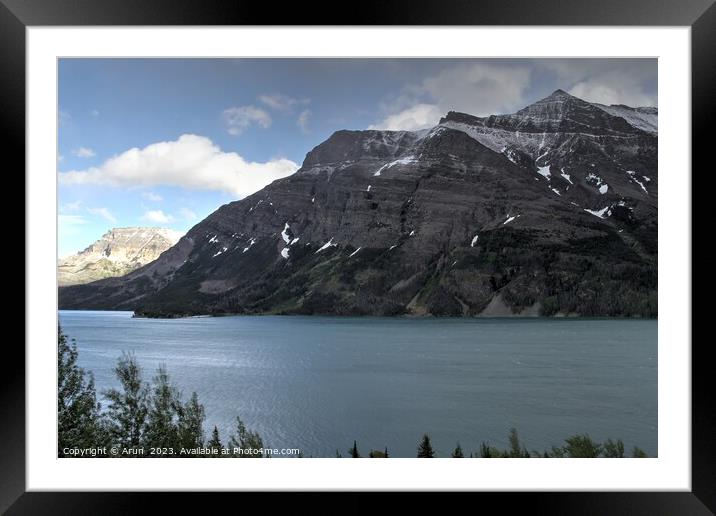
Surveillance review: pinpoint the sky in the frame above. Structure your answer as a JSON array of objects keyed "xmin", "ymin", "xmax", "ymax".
[{"xmin": 58, "ymin": 58, "xmax": 657, "ymax": 257}]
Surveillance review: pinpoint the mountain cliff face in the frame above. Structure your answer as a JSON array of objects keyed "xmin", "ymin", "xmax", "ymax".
[
  {"xmin": 593, "ymin": 103, "xmax": 658, "ymax": 134},
  {"xmin": 58, "ymin": 227, "xmax": 183, "ymax": 286},
  {"xmin": 59, "ymin": 90, "xmax": 658, "ymax": 317}
]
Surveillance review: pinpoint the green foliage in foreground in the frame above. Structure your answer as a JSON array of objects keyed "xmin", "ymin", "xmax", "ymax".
[
  {"xmin": 472, "ymin": 428, "xmax": 647, "ymax": 459},
  {"xmin": 59, "ymin": 327, "xmax": 650, "ymax": 459},
  {"xmin": 58, "ymin": 326, "xmax": 262, "ymax": 458},
  {"xmin": 58, "ymin": 329, "xmax": 108, "ymax": 453}
]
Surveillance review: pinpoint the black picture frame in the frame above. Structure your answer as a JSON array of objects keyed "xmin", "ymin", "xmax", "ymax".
[{"xmin": 5, "ymin": 0, "xmax": 713, "ymax": 512}]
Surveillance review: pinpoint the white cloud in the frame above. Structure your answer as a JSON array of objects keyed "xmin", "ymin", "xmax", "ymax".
[
  {"xmin": 369, "ymin": 62, "xmax": 532, "ymax": 130},
  {"xmin": 57, "ymin": 154, "xmax": 64, "ymax": 163},
  {"xmin": 91, "ymin": 109, "xmax": 100, "ymax": 116},
  {"xmin": 259, "ymin": 93, "xmax": 309, "ymax": 112},
  {"xmin": 61, "ymin": 200, "xmax": 82, "ymax": 212},
  {"xmin": 540, "ymin": 60, "xmax": 657, "ymax": 107},
  {"xmin": 179, "ymin": 208, "xmax": 197, "ymax": 221},
  {"xmin": 87, "ymin": 207, "xmax": 117, "ymax": 224},
  {"xmin": 73, "ymin": 147, "xmax": 96, "ymax": 158},
  {"xmin": 59, "ymin": 110, "xmax": 71, "ymax": 125},
  {"xmin": 568, "ymin": 79, "xmax": 656, "ymax": 107},
  {"xmin": 369, "ymin": 104, "xmax": 443, "ymax": 131},
  {"xmin": 59, "ymin": 134, "xmax": 298, "ymax": 197},
  {"xmin": 141, "ymin": 191, "xmax": 163, "ymax": 202},
  {"xmin": 422, "ymin": 62, "xmax": 531, "ymax": 116},
  {"xmin": 142, "ymin": 210, "xmax": 173, "ymax": 224},
  {"xmin": 297, "ymin": 109, "xmax": 312, "ymax": 133},
  {"xmin": 59, "ymin": 214, "xmax": 86, "ymax": 226},
  {"xmin": 223, "ymin": 106, "xmax": 272, "ymax": 135}
]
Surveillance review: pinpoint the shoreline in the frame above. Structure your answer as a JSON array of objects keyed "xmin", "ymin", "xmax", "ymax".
[{"xmin": 57, "ymin": 309, "xmax": 659, "ymax": 321}]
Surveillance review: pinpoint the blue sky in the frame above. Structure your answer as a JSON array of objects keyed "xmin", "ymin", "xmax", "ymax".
[{"xmin": 58, "ymin": 58, "xmax": 657, "ymax": 257}]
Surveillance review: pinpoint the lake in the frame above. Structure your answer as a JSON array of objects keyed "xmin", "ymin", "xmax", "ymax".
[{"xmin": 58, "ymin": 311, "xmax": 657, "ymax": 457}]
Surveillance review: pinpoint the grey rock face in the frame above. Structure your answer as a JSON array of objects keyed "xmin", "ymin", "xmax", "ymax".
[
  {"xmin": 593, "ymin": 103, "xmax": 658, "ymax": 134},
  {"xmin": 59, "ymin": 90, "xmax": 657, "ymax": 317}
]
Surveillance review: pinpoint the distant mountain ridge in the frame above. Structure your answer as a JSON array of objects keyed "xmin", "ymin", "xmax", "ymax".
[
  {"xmin": 59, "ymin": 90, "xmax": 658, "ymax": 317},
  {"xmin": 593, "ymin": 103, "xmax": 657, "ymax": 134},
  {"xmin": 58, "ymin": 227, "xmax": 183, "ymax": 286}
]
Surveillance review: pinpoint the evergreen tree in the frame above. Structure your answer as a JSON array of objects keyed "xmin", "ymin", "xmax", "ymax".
[
  {"xmin": 548, "ymin": 445, "xmax": 566, "ymax": 458},
  {"xmin": 508, "ymin": 428, "xmax": 529, "ymax": 457},
  {"xmin": 207, "ymin": 426, "xmax": 222, "ymax": 447},
  {"xmin": 207, "ymin": 425, "xmax": 223, "ymax": 456},
  {"xmin": 144, "ymin": 365, "xmax": 180, "ymax": 449},
  {"xmin": 384, "ymin": 447, "xmax": 389, "ymax": 459},
  {"xmin": 508, "ymin": 428, "xmax": 520, "ymax": 456},
  {"xmin": 58, "ymin": 327, "xmax": 106, "ymax": 455},
  {"xmin": 417, "ymin": 434, "xmax": 435, "ymax": 458},
  {"xmin": 479, "ymin": 442, "xmax": 493, "ymax": 458},
  {"xmin": 632, "ymin": 446, "xmax": 648, "ymax": 458},
  {"xmin": 228, "ymin": 416, "xmax": 264, "ymax": 458},
  {"xmin": 603, "ymin": 439, "xmax": 625, "ymax": 458},
  {"xmin": 104, "ymin": 352, "xmax": 149, "ymax": 449},
  {"xmin": 177, "ymin": 391, "xmax": 205, "ymax": 449},
  {"xmin": 563, "ymin": 434, "xmax": 602, "ymax": 458},
  {"xmin": 335, "ymin": 449, "xmax": 343, "ymax": 458},
  {"xmin": 349, "ymin": 440, "xmax": 360, "ymax": 458},
  {"xmin": 451, "ymin": 443, "xmax": 464, "ymax": 458}
]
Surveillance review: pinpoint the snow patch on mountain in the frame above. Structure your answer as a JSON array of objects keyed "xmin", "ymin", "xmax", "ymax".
[
  {"xmin": 584, "ymin": 207, "xmax": 611, "ymax": 219},
  {"xmin": 316, "ymin": 238, "xmax": 336, "ymax": 253},
  {"xmin": 536, "ymin": 164, "xmax": 551, "ymax": 178},
  {"xmin": 374, "ymin": 156, "xmax": 418, "ymax": 176},
  {"xmin": 242, "ymin": 238, "xmax": 256, "ymax": 253},
  {"xmin": 626, "ymin": 171, "xmax": 649, "ymax": 194}
]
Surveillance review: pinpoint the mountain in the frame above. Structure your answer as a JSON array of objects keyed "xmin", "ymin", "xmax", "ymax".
[
  {"xmin": 593, "ymin": 103, "xmax": 657, "ymax": 134},
  {"xmin": 58, "ymin": 227, "xmax": 183, "ymax": 286},
  {"xmin": 59, "ymin": 90, "xmax": 657, "ymax": 317}
]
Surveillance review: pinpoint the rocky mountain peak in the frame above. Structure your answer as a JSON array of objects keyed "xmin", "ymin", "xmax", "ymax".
[
  {"xmin": 512, "ymin": 89, "xmax": 628, "ymax": 131},
  {"xmin": 300, "ymin": 129, "xmax": 420, "ymax": 171},
  {"xmin": 58, "ymin": 227, "xmax": 183, "ymax": 286},
  {"xmin": 548, "ymin": 88, "xmax": 571, "ymax": 97}
]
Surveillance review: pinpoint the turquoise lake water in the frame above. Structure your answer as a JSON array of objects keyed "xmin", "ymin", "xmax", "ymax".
[{"xmin": 58, "ymin": 311, "xmax": 657, "ymax": 457}]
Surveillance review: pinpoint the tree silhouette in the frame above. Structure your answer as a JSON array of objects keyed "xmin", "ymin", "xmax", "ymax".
[
  {"xmin": 349, "ymin": 440, "xmax": 360, "ymax": 458},
  {"xmin": 417, "ymin": 434, "xmax": 435, "ymax": 458}
]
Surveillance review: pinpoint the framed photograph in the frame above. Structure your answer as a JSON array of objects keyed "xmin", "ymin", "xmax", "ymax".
[{"xmin": 7, "ymin": 0, "xmax": 712, "ymax": 511}]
